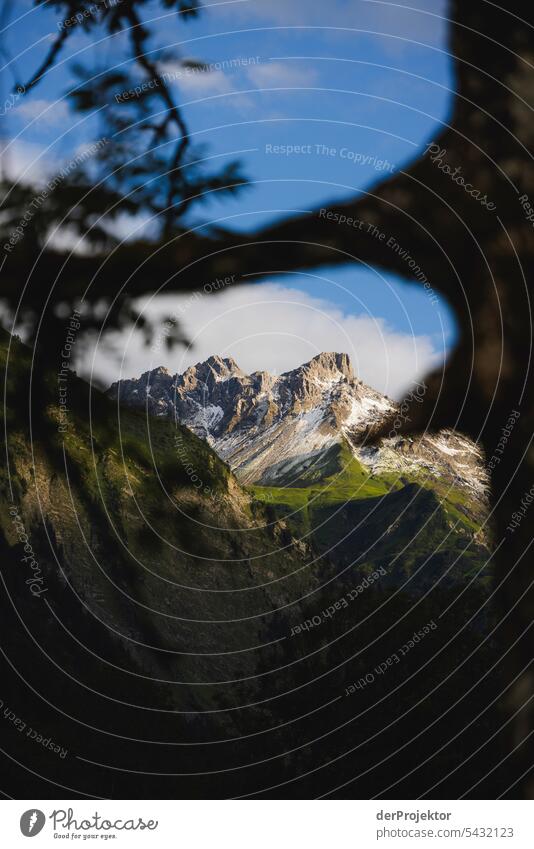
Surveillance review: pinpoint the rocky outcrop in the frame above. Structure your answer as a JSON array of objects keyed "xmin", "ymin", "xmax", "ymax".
[{"xmin": 109, "ymin": 353, "xmax": 489, "ymax": 500}]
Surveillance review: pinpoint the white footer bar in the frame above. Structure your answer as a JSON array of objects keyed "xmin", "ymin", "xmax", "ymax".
[{"xmin": 2, "ymin": 800, "xmax": 532, "ymax": 847}]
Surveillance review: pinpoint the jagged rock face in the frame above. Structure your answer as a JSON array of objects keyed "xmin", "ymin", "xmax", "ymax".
[{"xmin": 108, "ymin": 353, "xmax": 488, "ymax": 497}]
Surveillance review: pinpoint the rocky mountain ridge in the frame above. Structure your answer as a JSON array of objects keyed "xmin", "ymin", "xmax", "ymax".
[{"xmin": 108, "ymin": 353, "xmax": 489, "ymax": 501}]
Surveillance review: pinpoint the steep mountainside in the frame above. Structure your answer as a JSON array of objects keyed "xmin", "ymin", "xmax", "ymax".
[{"xmin": 1, "ymin": 332, "xmax": 316, "ymax": 680}]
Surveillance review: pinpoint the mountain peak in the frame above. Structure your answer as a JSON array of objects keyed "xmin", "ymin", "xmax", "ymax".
[
  {"xmin": 282, "ymin": 351, "xmax": 354, "ymax": 383},
  {"xmin": 183, "ymin": 352, "xmax": 354, "ymax": 382},
  {"xmin": 205, "ymin": 354, "xmax": 240, "ymax": 370},
  {"xmin": 183, "ymin": 354, "xmax": 244, "ymax": 384},
  {"xmin": 307, "ymin": 351, "xmax": 353, "ymax": 379}
]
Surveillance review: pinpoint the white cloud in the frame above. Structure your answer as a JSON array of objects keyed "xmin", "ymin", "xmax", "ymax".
[
  {"xmin": 246, "ymin": 61, "xmax": 318, "ymax": 89},
  {"xmin": 180, "ymin": 69, "xmax": 233, "ymax": 93},
  {"xmin": 0, "ymin": 139, "xmax": 50, "ymax": 183},
  {"xmin": 162, "ymin": 61, "xmax": 234, "ymax": 94},
  {"xmin": 16, "ymin": 98, "xmax": 70, "ymax": 125},
  {"xmin": 86, "ymin": 282, "xmax": 443, "ymax": 399},
  {"xmin": 164, "ymin": 59, "xmax": 317, "ymax": 106}
]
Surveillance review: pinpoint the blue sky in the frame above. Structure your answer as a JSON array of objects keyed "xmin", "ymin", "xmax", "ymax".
[{"xmin": 2, "ymin": 0, "xmax": 455, "ymax": 395}]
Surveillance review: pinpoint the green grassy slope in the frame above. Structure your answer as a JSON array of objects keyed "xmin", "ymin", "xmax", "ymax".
[{"xmin": 250, "ymin": 440, "xmax": 490, "ymax": 589}]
